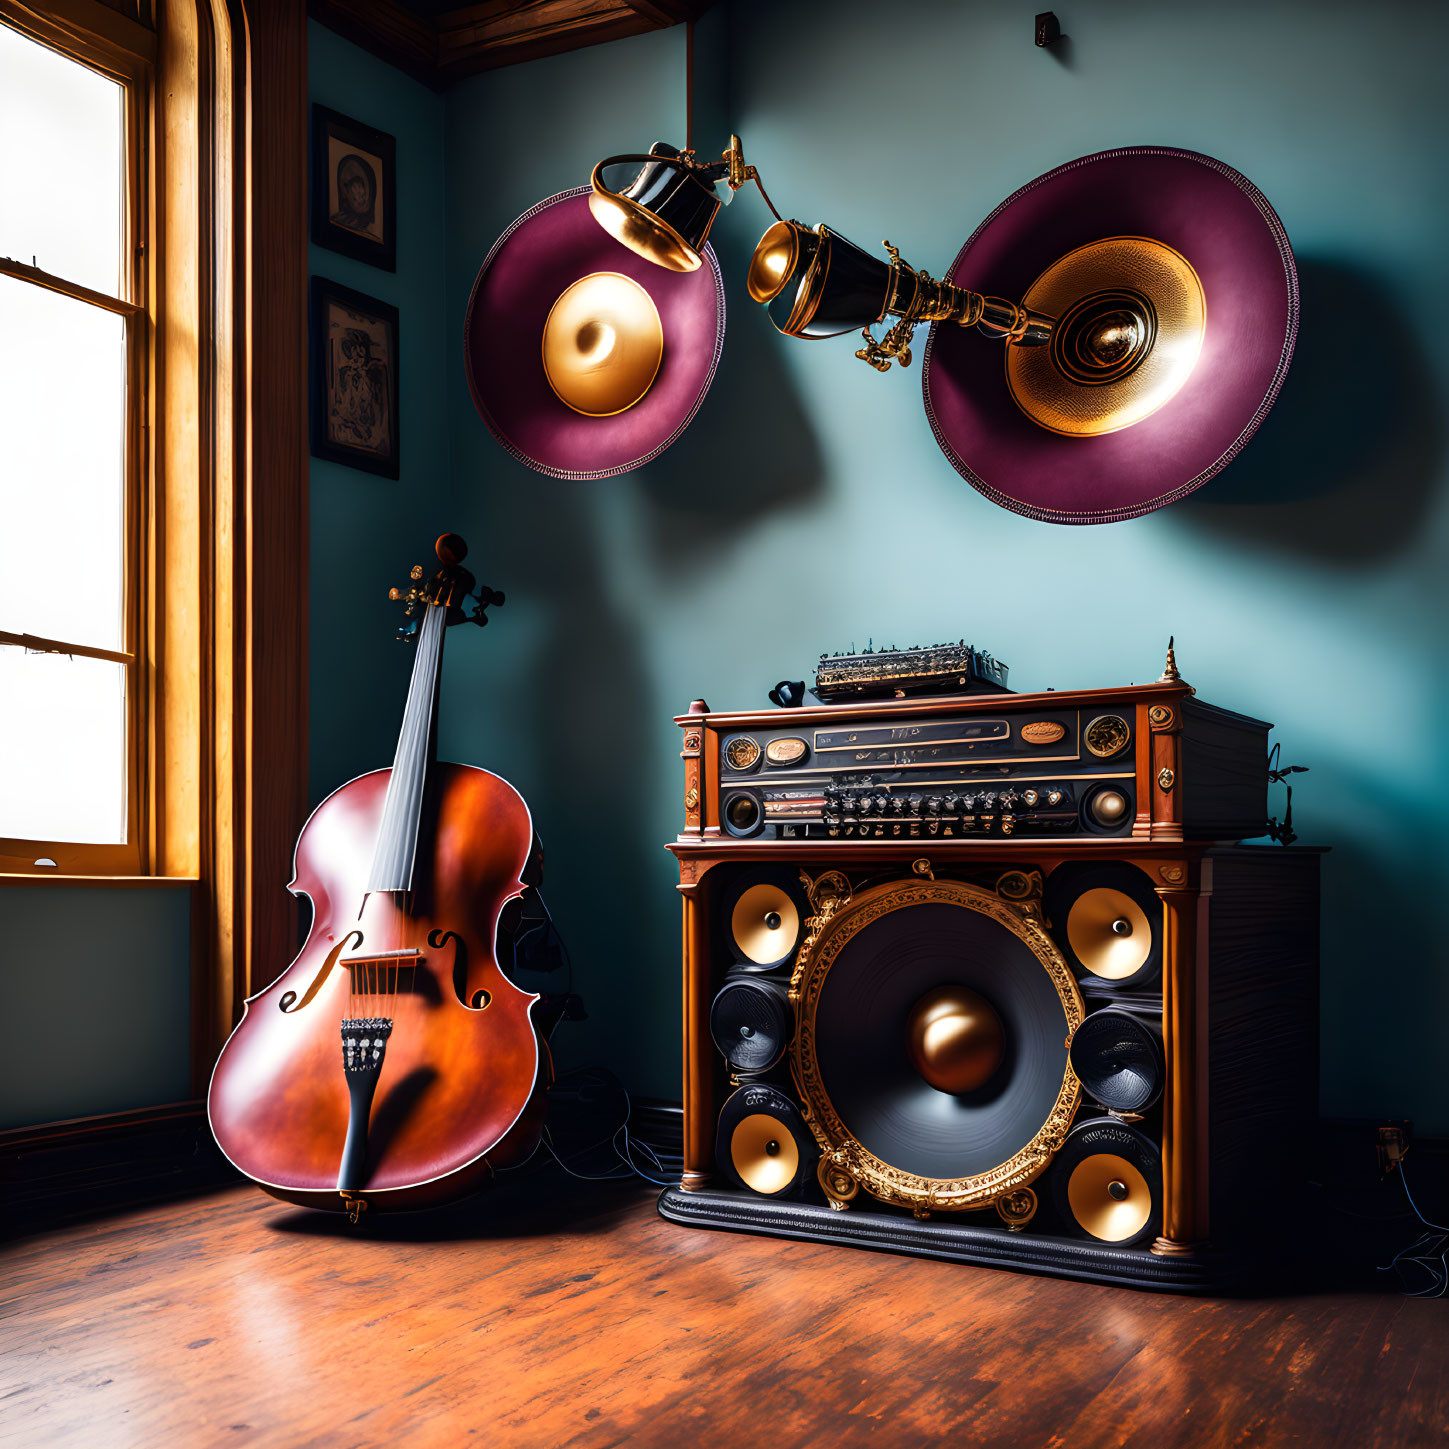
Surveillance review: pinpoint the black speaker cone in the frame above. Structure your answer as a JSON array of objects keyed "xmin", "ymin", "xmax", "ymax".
[
  {"xmin": 710, "ymin": 977, "xmax": 791, "ymax": 1073},
  {"xmin": 814, "ymin": 900, "xmax": 1074, "ymax": 1182},
  {"xmin": 723, "ymin": 791, "xmax": 763, "ymax": 837},
  {"xmin": 1070, "ymin": 1007, "xmax": 1164, "ymax": 1113}
]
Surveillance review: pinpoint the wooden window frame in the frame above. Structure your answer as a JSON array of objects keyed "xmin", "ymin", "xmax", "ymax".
[
  {"xmin": 1, "ymin": 0, "xmax": 310, "ymax": 1093},
  {"xmin": 0, "ymin": 0, "xmax": 155, "ymax": 877}
]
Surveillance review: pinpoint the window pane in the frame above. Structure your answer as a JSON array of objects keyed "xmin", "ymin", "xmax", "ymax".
[
  {"xmin": 0, "ymin": 21, "xmax": 124, "ymax": 298},
  {"xmin": 0, "ymin": 275, "xmax": 126, "ymax": 651},
  {"xmin": 0, "ymin": 648, "xmax": 126, "ymax": 844}
]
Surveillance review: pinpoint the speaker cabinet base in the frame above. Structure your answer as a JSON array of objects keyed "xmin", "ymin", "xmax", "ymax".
[{"xmin": 658, "ymin": 1184, "xmax": 1220, "ymax": 1295}]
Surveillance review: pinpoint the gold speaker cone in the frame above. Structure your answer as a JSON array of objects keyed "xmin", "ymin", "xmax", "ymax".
[
  {"xmin": 1007, "ymin": 236, "xmax": 1206, "ymax": 437},
  {"xmin": 731, "ymin": 1112, "xmax": 799, "ymax": 1194},
  {"xmin": 731, "ymin": 883, "xmax": 800, "ymax": 965},
  {"xmin": 1066, "ymin": 887, "xmax": 1152, "ymax": 980},
  {"xmin": 588, "ymin": 189, "xmax": 701, "ymax": 273},
  {"xmin": 906, "ymin": 984, "xmax": 1006, "ymax": 1095},
  {"xmin": 1066, "ymin": 1152, "xmax": 1152, "ymax": 1241},
  {"xmin": 542, "ymin": 272, "xmax": 664, "ymax": 416},
  {"xmin": 748, "ymin": 220, "xmax": 802, "ymax": 303}
]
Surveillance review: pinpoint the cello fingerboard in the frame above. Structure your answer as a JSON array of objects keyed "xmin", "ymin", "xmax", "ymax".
[{"xmin": 367, "ymin": 602, "xmax": 447, "ymax": 892}]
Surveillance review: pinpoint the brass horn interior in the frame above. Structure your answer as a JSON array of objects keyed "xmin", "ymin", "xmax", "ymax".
[
  {"xmin": 541, "ymin": 272, "xmax": 664, "ymax": 417},
  {"xmin": 730, "ymin": 882, "xmax": 800, "ymax": 966},
  {"xmin": 1065, "ymin": 1152, "xmax": 1153, "ymax": 1242},
  {"xmin": 730, "ymin": 1112, "xmax": 801, "ymax": 1195},
  {"xmin": 1006, "ymin": 236, "xmax": 1206, "ymax": 437},
  {"xmin": 1066, "ymin": 887, "xmax": 1152, "ymax": 981}
]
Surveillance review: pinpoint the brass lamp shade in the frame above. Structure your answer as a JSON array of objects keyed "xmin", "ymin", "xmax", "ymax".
[
  {"xmin": 589, "ymin": 142, "xmax": 722, "ymax": 273},
  {"xmin": 747, "ymin": 220, "xmax": 896, "ymax": 339}
]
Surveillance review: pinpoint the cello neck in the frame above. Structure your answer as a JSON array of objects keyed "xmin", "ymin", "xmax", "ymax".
[{"xmin": 366, "ymin": 600, "xmax": 447, "ymax": 893}]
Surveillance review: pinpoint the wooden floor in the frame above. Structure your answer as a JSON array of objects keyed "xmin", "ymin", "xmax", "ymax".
[{"xmin": 2, "ymin": 1177, "xmax": 1446, "ymax": 1449}]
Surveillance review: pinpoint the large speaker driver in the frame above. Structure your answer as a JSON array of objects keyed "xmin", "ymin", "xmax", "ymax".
[
  {"xmin": 721, "ymin": 868, "xmax": 809, "ymax": 970},
  {"xmin": 710, "ymin": 977, "xmax": 791, "ymax": 1073},
  {"xmin": 715, "ymin": 1083, "xmax": 816, "ymax": 1197},
  {"xmin": 791, "ymin": 877, "xmax": 1083, "ymax": 1213},
  {"xmin": 1053, "ymin": 1117, "xmax": 1162, "ymax": 1246},
  {"xmin": 1069, "ymin": 1006, "xmax": 1164, "ymax": 1114},
  {"xmin": 1046, "ymin": 863, "xmax": 1162, "ymax": 988}
]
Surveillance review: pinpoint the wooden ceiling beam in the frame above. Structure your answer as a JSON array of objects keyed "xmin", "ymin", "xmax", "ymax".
[
  {"xmin": 309, "ymin": 0, "xmax": 440, "ymax": 89},
  {"xmin": 308, "ymin": 0, "xmax": 715, "ymax": 89}
]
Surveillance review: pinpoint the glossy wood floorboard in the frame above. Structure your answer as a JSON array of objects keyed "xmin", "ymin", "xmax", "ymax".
[{"xmin": 2, "ymin": 1179, "xmax": 1446, "ymax": 1449}]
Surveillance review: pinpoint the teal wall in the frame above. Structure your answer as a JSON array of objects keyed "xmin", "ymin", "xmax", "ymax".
[
  {"xmin": 308, "ymin": 21, "xmax": 451, "ymax": 805},
  {"xmin": 0, "ymin": 885, "xmax": 190, "ymax": 1130},
  {"xmin": 430, "ymin": 0, "xmax": 1449, "ymax": 1125},
  {"xmin": 12, "ymin": 2, "xmax": 1440, "ymax": 1138}
]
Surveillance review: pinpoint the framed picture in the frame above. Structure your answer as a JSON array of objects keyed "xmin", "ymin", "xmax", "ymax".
[
  {"xmin": 309, "ymin": 277, "xmax": 400, "ymax": 479},
  {"xmin": 311, "ymin": 104, "xmax": 396, "ymax": 271}
]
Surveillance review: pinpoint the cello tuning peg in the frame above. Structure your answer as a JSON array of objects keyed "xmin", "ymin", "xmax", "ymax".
[
  {"xmin": 410, "ymin": 564, "xmax": 424, "ymax": 580},
  {"xmin": 388, "ymin": 587, "xmax": 402, "ymax": 601}
]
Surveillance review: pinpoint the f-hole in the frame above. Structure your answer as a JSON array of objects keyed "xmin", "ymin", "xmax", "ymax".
[
  {"xmin": 428, "ymin": 928, "xmax": 478, "ymax": 1009},
  {"xmin": 471, "ymin": 989, "xmax": 492, "ymax": 1010},
  {"xmin": 280, "ymin": 930, "xmax": 365, "ymax": 1012}
]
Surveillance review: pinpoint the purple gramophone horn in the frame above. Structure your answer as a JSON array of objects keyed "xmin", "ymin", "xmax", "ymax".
[{"xmin": 922, "ymin": 147, "xmax": 1298, "ymax": 524}]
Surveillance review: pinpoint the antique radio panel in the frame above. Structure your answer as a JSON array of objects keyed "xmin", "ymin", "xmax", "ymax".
[{"xmin": 685, "ymin": 677, "xmax": 1269, "ymax": 847}]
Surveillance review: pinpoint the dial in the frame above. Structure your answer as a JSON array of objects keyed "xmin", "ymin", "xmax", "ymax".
[
  {"xmin": 1084, "ymin": 714, "xmax": 1130, "ymax": 759},
  {"xmin": 725, "ymin": 736, "xmax": 762, "ymax": 771}
]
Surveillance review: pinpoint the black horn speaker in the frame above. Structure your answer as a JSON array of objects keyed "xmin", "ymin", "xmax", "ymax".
[
  {"xmin": 1069, "ymin": 1005, "xmax": 1165, "ymax": 1115},
  {"xmin": 710, "ymin": 976, "xmax": 792, "ymax": 1074}
]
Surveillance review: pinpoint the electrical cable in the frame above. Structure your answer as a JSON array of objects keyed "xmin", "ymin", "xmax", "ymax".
[
  {"xmin": 1378, "ymin": 1161, "xmax": 1449, "ymax": 1298},
  {"xmin": 511, "ymin": 888, "xmax": 574, "ymax": 995},
  {"xmin": 498, "ymin": 1067, "xmax": 679, "ymax": 1189}
]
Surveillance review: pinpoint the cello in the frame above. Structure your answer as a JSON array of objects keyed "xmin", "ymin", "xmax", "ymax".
[{"xmin": 208, "ymin": 534, "xmax": 549, "ymax": 1219}]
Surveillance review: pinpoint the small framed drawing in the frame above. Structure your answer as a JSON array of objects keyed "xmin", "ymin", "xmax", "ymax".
[
  {"xmin": 309, "ymin": 277, "xmax": 400, "ymax": 479},
  {"xmin": 311, "ymin": 104, "xmax": 397, "ymax": 271}
]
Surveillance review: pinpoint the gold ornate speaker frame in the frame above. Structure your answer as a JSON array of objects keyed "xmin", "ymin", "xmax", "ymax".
[{"xmin": 788, "ymin": 871, "xmax": 1085, "ymax": 1218}]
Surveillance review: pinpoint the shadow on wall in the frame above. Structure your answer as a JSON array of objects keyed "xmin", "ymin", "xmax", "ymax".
[
  {"xmin": 1316, "ymin": 833, "xmax": 1446, "ymax": 1121},
  {"xmin": 1181, "ymin": 257, "xmax": 1444, "ymax": 563},
  {"xmin": 636, "ymin": 256, "xmax": 826, "ymax": 573},
  {"xmin": 506, "ymin": 491, "xmax": 665, "ymax": 1076}
]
